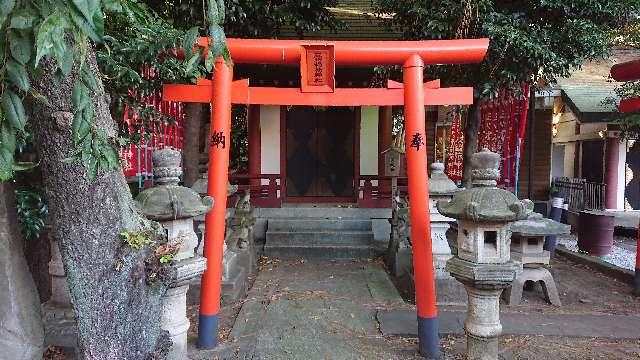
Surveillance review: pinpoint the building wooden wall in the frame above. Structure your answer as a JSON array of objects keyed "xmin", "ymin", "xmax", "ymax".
[{"xmin": 517, "ymin": 109, "xmax": 553, "ymax": 201}]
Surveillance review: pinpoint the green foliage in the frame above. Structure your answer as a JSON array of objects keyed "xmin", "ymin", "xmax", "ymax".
[
  {"xmin": 158, "ymin": 254, "xmax": 173, "ymax": 264},
  {"xmin": 15, "ymin": 187, "xmax": 48, "ymax": 239},
  {"xmin": 141, "ymin": 0, "xmax": 341, "ymax": 38},
  {"xmin": 97, "ymin": 0, "xmax": 228, "ymax": 148},
  {"xmin": 120, "ymin": 230, "xmax": 152, "ymax": 251},
  {"xmin": 0, "ymin": 0, "xmax": 119, "ymax": 181},
  {"xmin": 375, "ymin": 0, "xmax": 640, "ymax": 94}
]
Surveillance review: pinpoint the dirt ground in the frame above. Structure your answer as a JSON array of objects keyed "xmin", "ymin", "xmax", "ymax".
[
  {"xmin": 45, "ymin": 255, "xmax": 640, "ymax": 359},
  {"xmin": 505, "ymin": 255, "xmax": 640, "ymax": 316}
]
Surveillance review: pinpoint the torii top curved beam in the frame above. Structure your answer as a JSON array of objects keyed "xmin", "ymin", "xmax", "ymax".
[{"xmin": 199, "ymin": 37, "xmax": 489, "ymax": 66}]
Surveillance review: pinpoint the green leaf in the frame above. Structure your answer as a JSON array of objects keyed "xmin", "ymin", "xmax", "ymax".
[
  {"xmin": 6, "ymin": 60, "xmax": 30, "ymax": 92},
  {"xmin": 72, "ymin": 111, "xmax": 91, "ymax": 144},
  {"xmin": 69, "ymin": 6, "xmax": 101, "ymax": 42},
  {"xmin": 184, "ymin": 52, "xmax": 200, "ymax": 75},
  {"xmin": 0, "ymin": 146, "xmax": 13, "ymax": 181},
  {"xmin": 0, "ymin": 0, "xmax": 16, "ymax": 28},
  {"xmin": 182, "ymin": 27, "xmax": 199, "ymax": 53},
  {"xmin": 80, "ymin": 65, "xmax": 98, "ymax": 92},
  {"xmin": 9, "ymin": 9, "xmax": 36, "ymax": 29},
  {"xmin": 0, "ymin": 124, "xmax": 16, "ymax": 153},
  {"xmin": 35, "ymin": 11, "xmax": 67, "ymax": 66},
  {"xmin": 71, "ymin": 0, "xmax": 99, "ymax": 23},
  {"xmin": 103, "ymin": 0, "xmax": 122, "ymax": 13},
  {"xmin": 58, "ymin": 47, "xmax": 74, "ymax": 76},
  {"xmin": 204, "ymin": 49, "xmax": 214, "ymax": 72},
  {"xmin": 91, "ymin": 8, "xmax": 105, "ymax": 40},
  {"xmin": 9, "ymin": 31, "xmax": 33, "ymax": 65},
  {"xmin": 1, "ymin": 90, "xmax": 27, "ymax": 130}
]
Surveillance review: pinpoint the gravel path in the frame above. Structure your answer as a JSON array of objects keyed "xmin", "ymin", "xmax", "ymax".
[{"xmin": 556, "ymin": 233, "xmax": 637, "ymax": 270}]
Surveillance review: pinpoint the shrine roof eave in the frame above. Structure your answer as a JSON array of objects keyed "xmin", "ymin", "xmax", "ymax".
[{"xmin": 200, "ymin": 37, "xmax": 489, "ymax": 66}]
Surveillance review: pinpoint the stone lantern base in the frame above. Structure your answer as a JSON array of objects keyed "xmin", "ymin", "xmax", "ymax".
[{"xmin": 447, "ymin": 257, "xmax": 521, "ymax": 360}]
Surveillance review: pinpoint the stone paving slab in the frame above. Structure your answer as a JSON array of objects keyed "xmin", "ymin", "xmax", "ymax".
[
  {"xmin": 377, "ymin": 309, "xmax": 640, "ymax": 339},
  {"xmin": 219, "ymin": 260, "xmax": 420, "ymax": 360}
]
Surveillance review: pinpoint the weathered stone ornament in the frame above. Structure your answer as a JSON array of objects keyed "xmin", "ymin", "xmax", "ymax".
[
  {"xmin": 221, "ymin": 189, "xmax": 258, "ymax": 302},
  {"xmin": 505, "ymin": 212, "xmax": 570, "ymax": 306},
  {"xmin": 136, "ymin": 148, "xmax": 212, "ymax": 360},
  {"xmin": 439, "ymin": 148, "xmax": 532, "ymax": 360}
]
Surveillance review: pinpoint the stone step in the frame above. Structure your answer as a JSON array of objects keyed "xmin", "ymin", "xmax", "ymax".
[
  {"xmin": 265, "ymin": 230, "xmax": 374, "ymax": 246},
  {"xmin": 268, "ymin": 218, "xmax": 372, "ymax": 232},
  {"xmin": 256, "ymin": 207, "xmax": 390, "ymax": 219},
  {"xmin": 263, "ymin": 244, "xmax": 374, "ymax": 259}
]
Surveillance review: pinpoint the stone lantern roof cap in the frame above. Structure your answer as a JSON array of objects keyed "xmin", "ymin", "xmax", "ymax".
[
  {"xmin": 136, "ymin": 149, "xmax": 213, "ymax": 221},
  {"xmin": 428, "ymin": 162, "xmax": 460, "ymax": 195},
  {"xmin": 436, "ymin": 149, "xmax": 533, "ymax": 222},
  {"xmin": 510, "ymin": 212, "xmax": 571, "ymax": 236}
]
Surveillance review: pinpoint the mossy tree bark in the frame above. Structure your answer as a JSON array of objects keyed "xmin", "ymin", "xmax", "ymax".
[
  {"xmin": 462, "ymin": 101, "xmax": 481, "ymax": 188},
  {"xmin": 29, "ymin": 47, "xmax": 168, "ymax": 359}
]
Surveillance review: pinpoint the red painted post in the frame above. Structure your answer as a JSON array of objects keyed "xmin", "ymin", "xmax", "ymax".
[
  {"xmin": 248, "ymin": 105, "xmax": 261, "ymax": 188},
  {"xmin": 604, "ymin": 137, "xmax": 619, "ymax": 209},
  {"xmin": 198, "ymin": 58, "xmax": 233, "ymax": 349},
  {"xmin": 403, "ymin": 54, "xmax": 439, "ymax": 359}
]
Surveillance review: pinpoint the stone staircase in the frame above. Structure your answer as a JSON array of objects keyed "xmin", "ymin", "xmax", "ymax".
[{"xmin": 264, "ymin": 217, "xmax": 375, "ymax": 260}]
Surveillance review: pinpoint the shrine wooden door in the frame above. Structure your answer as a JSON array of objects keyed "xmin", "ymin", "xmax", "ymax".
[{"xmin": 284, "ymin": 106, "xmax": 356, "ymax": 202}]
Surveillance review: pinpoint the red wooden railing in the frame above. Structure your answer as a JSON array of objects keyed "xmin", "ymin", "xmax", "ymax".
[
  {"xmin": 356, "ymin": 175, "xmax": 409, "ymax": 208},
  {"xmin": 227, "ymin": 174, "xmax": 282, "ymax": 208}
]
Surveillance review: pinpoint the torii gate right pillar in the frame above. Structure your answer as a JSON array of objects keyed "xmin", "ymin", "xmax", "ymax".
[{"xmin": 403, "ymin": 54, "xmax": 440, "ymax": 359}]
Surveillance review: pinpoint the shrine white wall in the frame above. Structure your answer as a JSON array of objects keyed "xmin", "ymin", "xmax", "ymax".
[
  {"xmin": 260, "ymin": 105, "xmax": 280, "ymax": 178},
  {"xmin": 360, "ymin": 106, "xmax": 379, "ymax": 176}
]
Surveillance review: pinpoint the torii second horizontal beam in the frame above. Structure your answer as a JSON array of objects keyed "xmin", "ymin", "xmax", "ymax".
[{"xmin": 163, "ymin": 82, "xmax": 473, "ymax": 106}]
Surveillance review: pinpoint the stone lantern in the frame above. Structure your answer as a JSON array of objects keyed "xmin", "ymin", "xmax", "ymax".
[
  {"xmin": 136, "ymin": 148, "xmax": 212, "ymax": 360},
  {"xmin": 428, "ymin": 162, "xmax": 467, "ymax": 304},
  {"xmin": 428, "ymin": 162, "xmax": 461, "ymax": 274},
  {"xmin": 505, "ymin": 212, "xmax": 570, "ymax": 306},
  {"xmin": 438, "ymin": 149, "xmax": 532, "ymax": 360}
]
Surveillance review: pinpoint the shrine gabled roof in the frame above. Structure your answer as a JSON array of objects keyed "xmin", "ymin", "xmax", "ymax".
[
  {"xmin": 278, "ymin": 0, "xmax": 400, "ymax": 40},
  {"xmin": 557, "ymin": 47, "xmax": 640, "ymax": 123}
]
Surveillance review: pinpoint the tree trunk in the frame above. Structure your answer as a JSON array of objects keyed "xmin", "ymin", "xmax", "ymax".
[
  {"xmin": 182, "ymin": 103, "xmax": 203, "ymax": 187},
  {"xmin": 29, "ymin": 47, "xmax": 168, "ymax": 359},
  {"xmin": 0, "ymin": 182, "xmax": 44, "ymax": 359},
  {"xmin": 462, "ymin": 101, "xmax": 481, "ymax": 188}
]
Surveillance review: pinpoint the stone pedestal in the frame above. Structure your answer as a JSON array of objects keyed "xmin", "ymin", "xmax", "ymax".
[
  {"xmin": 162, "ymin": 286, "xmax": 190, "ymax": 360},
  {"xmin": 447, "ymin": 258, "xmax": 521, "ymax": 360},
  {"xmin": 43, "ymin": 239, "xmax": 77, "ymax": 350},
  {"xmin": 161, "ymin": 257, "xmax": 207, "ymax": 360}
]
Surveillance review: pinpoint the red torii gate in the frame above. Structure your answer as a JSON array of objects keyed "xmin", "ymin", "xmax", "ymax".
[
  {"xmin": 610, "ymin": 59, "xmax": 640, "ymax": 296},
  {"xmin": 163, "ymin": 37, "xmax": 489, "ymax": 358}
]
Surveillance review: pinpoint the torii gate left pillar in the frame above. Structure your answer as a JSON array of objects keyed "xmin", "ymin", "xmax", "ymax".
[
  {"xmin": 164, "ymin": 37, "xmax": 489, "ymax": 358},
  {"xmin": 198, "ymin": 58, "xmax": 233, "ymax": 349}
]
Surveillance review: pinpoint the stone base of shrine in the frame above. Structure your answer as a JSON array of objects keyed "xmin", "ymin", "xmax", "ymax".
[{"xmin": 42, "ymin": 302, "xmax": 77, "ymax": 352}]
